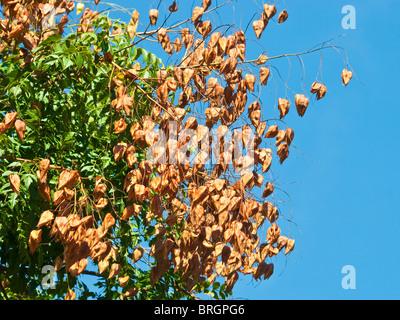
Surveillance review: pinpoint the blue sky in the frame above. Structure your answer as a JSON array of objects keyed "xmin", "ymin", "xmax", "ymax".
[{"xmin": 80, "ymin": 0, "xmax": 400, "ymax": 299}]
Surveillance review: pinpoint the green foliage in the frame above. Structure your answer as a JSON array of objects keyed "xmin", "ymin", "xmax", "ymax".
[{"xmin": 0, "ymin": 14, "xmax": 225, "ymax": 300}]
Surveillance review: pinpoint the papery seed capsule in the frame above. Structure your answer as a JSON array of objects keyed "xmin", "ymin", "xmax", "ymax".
[{"xmin": 149, "ymin": 9, "xmax": 159, "ymax": 25}]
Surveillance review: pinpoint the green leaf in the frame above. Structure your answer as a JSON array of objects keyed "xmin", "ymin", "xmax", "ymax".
[
  {"xmin": 7, "ymin": 162, "xmax": 22, "ymax": 168},
  {"xmin": 8, "ymin": 192, "xmax": 18, "ymax": 209}
]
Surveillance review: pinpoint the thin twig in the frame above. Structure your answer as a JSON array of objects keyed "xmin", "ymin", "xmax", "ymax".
[{"xmin": 0, "ymin": 156, "xmax": 65, "ymax": 171}]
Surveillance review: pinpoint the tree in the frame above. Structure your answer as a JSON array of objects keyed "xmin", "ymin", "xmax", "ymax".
[{"xmin": 0, "ymin": 0, "xmax": 352, "ymax": 300}]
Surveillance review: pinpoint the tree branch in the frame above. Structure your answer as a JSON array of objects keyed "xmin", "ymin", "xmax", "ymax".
[{"xmin": 0, "ymin": 155, "xmax": 65, "ymax": 171}]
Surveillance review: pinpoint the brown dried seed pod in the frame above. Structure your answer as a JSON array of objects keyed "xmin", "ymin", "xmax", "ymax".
[
  {"xmin": 277, "ymin": 142, "xmax": 289, "ymax": 163},
  {"xmin": 278, "ymin": 10, "xmax": 288, "ymax": 24},
  {"xmin": 310, "ymin": 82, "xmax": 327, "ymax": 100},
  {"xmin": 4, "ymin": 112, "xmax": 18, "ymax": 130},
  {"xmin": 14, "ymin": 119, "xmax": 26, "ymax": 141},
  {"xmin": 263, "ymin": 4, "xmax": 277, "ymax": 19},
  {"xmin": 94, "ymin": 197, "xmax": 108, "ymax": 210},
  {"xmin": 122, "ymin": 204, "xmax": 141, "ymax": 220},
  {"xmin": 0, "ymin": 123, "xmax": 6, "ymax": 135},
  {"xmin": 53, "ymin": 189, "xmax": 64, "ymax": 205},
  {"xmin": 285, "ymin": 128, "xmax": 295, "ymax": 146},
  {"xmin": 262, "ymin": 182, "xmax": 274, "ymax": 198},
  {"xmin": 68, "ymin": 258, "xmax": 88, "ymax": 277},
  {"xmin": 250, "ymin": 110, "xmax": 261, "ymax": 129},
  {"xmin": 113, "ymin": 142, "xmax": 127, "ymax": 162},
  {"xmin": 134, "ymin": 130, "xmax": 147, "ymax": 148},
  {"xmin": 225, "ymin": 271, "xmax": 239, "ymax": 292},
  {"xmin": 132, "ymin": 247, "xmax": 144, "ymax": 263},
  {"xmin": 65, "ymin": 289, "xmax": 76, "ymax": 300},
  {"xmin": 28, "ymin": 229, "xmax": 42, "ymax": 255},
  {"xmin": 245, "ymin": 74, "xmax": 256, "ymax": 91},
  {"xmin": 134, "ymin": 184, "xmax": 151, "ymax": 202},
  {"xmin": 149, "ymin": 9, "xmax": 159, "ymax": 25},
  {"xmin": 119, "ymin": 275, "xmax": 130, "ymax": 287},
  {"xmin": 264, "ymin": 125, "xmax": 279, "ymax": 138},
  {"xmin": 157, "ymin": 28, "xmax": 173, "ymax": 55},
  {"xmin": 259, "ymin": 67, "xmax": 270, "ymax": 85},
  {"xmin": 169, "ymin": 1, "xmax": 178, "ymax": 12},
  {"xmin": 126, "ymin": 144, "xmax": 137, "ymax": 167},
  {"xmin": 103, "ymin": 213, "xmax": 116, "ymax": 230},
  {"xmin": 108, "ymin": 263, "xmax": 122, "ymax": 279},
  {"xmin": 235, "ymin": 30, "xmax": 246, "ymax": 44},
  {"xmin": 278, "ymin": 98, "xmax": 290, "ymax": 119},
  {"xmin": 192, "ymin": 6, "xmax": 204, "ymax": 22},
  {"xmin": 58, "ymin": 170, "xmax": 79, "ymax": 189},
  {"xmin": 125, "ymin": 68, "xmax": 138, "ymax": 80},
  {"xmin": 275, "ymin": 129, "xmax": 286, "ymax": 146},
  {"xmin": 127, "ymin": 10, "xmax": 139, "ymax": 38},
  {"xmin": 39, "ymin": 159, "xmax": 50, "ymax": 177},
  {"xmin": 195, "ymin": 20, "xmax": 212, "ymax": 38},
  {"xmin": 182, "ymin": 68, "xmax": 194, "ymax": 86},
  {"xmin": 38, "ymin": 182, "xmax": 51, "ymax": 202},
  {"xmin": 203, "ymin": 0, "xmax": 212, "ymax": 10},
  {"xmin": 130, "ymin": 122, "xmax": 142, "ymax": 139},
  {"xmin": 256, "ymin": 54, "xmax": 268, "ymax": 65},
  {"xmin": 295, "ymin": 94, "xmax": 309, "ymax": 117},
  {"xmin": 114, "ymin": 118, "xmax": 127, "ymax": 133},
  {"xmin": 172, "ymin": 37, "xmax": 183, "ymax": 53},
  {"xmin": 181, "ymin": 28, "xmax": 194, "ymax": 48},
  {"xmin": 37, "ymin": 210, "xmax": 54, "ymax": 228},
  {"xmin": 9, "ymin": 174, "xmax": 20, "ymax": 194},
  {"xmin": 166, "ymin": 77, "xmax": 178, "ymax": 92},
  {"xmin": 285, "ymin": 239, "xmax": 295, "ymax": 255},
  {"xmin": 342, "ymin": 69, "xmax": 353, "ymax": 86},
  {"xmin": 252, "ymin": 20, "xmax": 264, "ymax": 39},
  {"xmin": 8, "ymin": 24, "xmax": 24, "ymax": 40},
  {"xmin": 237, "ymin": 43, "xmax": 246, "ymax": 61}
]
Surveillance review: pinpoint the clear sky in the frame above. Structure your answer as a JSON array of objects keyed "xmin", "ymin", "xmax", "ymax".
[{"xmin": 81, "ymin": 0, "xmax": 400, "ymax": 299}]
